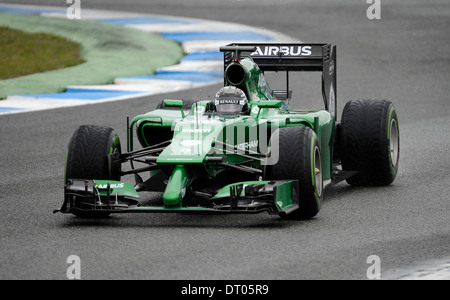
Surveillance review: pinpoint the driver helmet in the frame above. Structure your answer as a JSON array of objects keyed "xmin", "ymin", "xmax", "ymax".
[{"xmin": 214, "ymin": 86, "xmax": 248, "ymax": 115}]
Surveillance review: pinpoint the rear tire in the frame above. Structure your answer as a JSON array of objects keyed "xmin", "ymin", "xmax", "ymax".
[
  {"xmin": 340, "ymin": 99, "xmax": 399, "ymax": 186},
  {"xmin": 65, "ymin": 125, "xmax": 122, "ymax": 217},
  {"xmin": 266, "ymin": 126, "xmax": 323, "ymax": 219}
]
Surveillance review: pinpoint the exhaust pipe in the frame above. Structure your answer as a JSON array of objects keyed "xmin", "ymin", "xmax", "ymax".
[{"xmin": 225, "ymin": 63, "xmax": 247, "ymax": 86}]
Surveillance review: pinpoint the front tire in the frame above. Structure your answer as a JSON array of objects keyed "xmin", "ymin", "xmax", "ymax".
[
  {"xmin": 65, "ymin": 125, "xmax": 122, "ymax": 217},
  {"xmin": 266, "ymin": 126, "xmax": 323, "ymax": 219}
]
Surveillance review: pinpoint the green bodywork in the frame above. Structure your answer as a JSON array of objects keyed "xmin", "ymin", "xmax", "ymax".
[{"xmin": 128, "ymin": 55, "xmax": 335, "ymax": 209}]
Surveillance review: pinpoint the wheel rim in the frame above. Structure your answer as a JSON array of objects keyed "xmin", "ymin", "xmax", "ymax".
[
  {"xmin": 389, "ymin": 118, "xmax": 399, "ymax": 167},
  {"xmin": 314, "ymin": 146, "xmax": 323, "ymax": 197}
]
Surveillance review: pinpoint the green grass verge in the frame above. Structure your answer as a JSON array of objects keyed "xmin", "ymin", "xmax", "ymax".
[
  {"xmin": 0, "ymin": 13, "xmax": 184, "ymax": 99},
  {"xmin": 0, "ymin": 27, "xmax": 85, "ymax": 80}
]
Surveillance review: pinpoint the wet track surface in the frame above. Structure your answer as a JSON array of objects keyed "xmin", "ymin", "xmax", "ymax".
[{"xmin": 0, "ymin": 0, "xmax": 449, "ymax": 279}]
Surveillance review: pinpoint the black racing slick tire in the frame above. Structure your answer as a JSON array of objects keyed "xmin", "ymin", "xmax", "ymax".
[
  {"xmin": 65, "ymin": 125, "xmax": 122, "ymax": 217},
  {"xmin": 266, "ymin": 126, "xmax": 323, "ymax": 219},
  {"xmin": 340, "ymin": 99, "xmax": 400, "ymax": 186}
]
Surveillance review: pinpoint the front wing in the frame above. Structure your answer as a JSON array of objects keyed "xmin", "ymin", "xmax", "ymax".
[{"xmin": 55, "ymin": 179, "xmax": 300, "ymax": 217}]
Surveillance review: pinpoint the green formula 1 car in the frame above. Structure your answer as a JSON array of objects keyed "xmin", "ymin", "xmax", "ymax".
[{"xmin": 55, "ymin": 43, "xmax": 400, "ymax": 219}]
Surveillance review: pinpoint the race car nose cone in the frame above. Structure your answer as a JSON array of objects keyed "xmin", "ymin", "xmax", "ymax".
[{"xmin": 162, "ymin": 165, "xmax": 190, "ymax": 206}]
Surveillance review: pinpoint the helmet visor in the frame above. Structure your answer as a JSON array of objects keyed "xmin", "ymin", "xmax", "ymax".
[{"xmin": 214, "ymin": 99, "xmax": 245, "ymax": 114}]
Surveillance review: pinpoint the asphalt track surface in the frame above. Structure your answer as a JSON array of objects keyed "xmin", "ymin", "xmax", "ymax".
[{"xmin": 0, "ymin": 0, "xmax": 449, "ymax": 280}]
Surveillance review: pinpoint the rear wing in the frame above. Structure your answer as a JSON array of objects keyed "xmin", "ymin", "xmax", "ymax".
[{"xmin": 221, "ymin": 43, "xmax": 337, "ymax": 118}]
